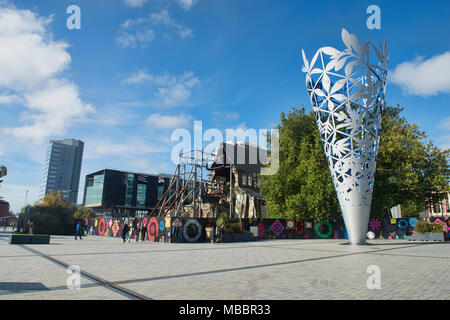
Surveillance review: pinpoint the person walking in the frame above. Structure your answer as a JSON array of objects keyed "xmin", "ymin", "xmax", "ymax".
[
  {"xmin": 135, "ymin": 225, "xmax": 140, "ymax": 243},
  {"xmin": 141, "ymin": 223, "xmax": 146, "ymax": 242},
  {"xmin": 75, "ymin": 221, "xmax": 83, "ymax": 240},
  {"xmin": 216, "ymin": 224, "xmax": 224, "ymax": 244},
  {"xmin": 122, "ymin": 223, "xmax": 130, "ymax": 243}
]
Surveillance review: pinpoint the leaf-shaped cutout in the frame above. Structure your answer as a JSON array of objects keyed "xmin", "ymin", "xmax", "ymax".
[
  {"xmin": 301, "ymin": 49, "xmax": 309, "ymax": 71},
  {"xmin": 330, "ymin": 79, "xmax": 346, "ymax": 94},
  {"xmin": 341, "ymin": 29, "xmax": 353, "ymax": 53},
  {"xmin": 311, "ymin": 68, "xmax": 323, "ymax": 74},
  {"xmin": 331, "ymin": 93, "xmax": 347, "ymax": 101},
  {"xmin": 322, "ymin": 74, "xmax": 331, "ymax": 93},
  {"xmin": 345, "ymin": 60, "xmax": 358, "ymax": 76},
  {"xmin": 334, "ymin": 56, "xmax": 349, "ymax": 71},
  {"xmin": 310, "ymin": 50, "xmax": 321, "ymax": 69},
  {"xmin": 325, "ymin": 59, "xmax": 336, "ymax": 72},
  {"xmin": 314, "ymin": 88, "xmax": 326, "ymax": 97},
  {"xmin": 350, "ymin": 33, "xmax": 361, "ymax": 56},
  {"xmin": 321, "ymin": 46, "xmax": 341, "ymax": 57}
]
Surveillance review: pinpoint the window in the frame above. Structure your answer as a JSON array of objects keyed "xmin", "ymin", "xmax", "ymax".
[
  {"xmin": 157, "ymin": 185, "xmax": 164, "ymax": 201},
  {"xmin": 136, "ymin": 184, "xmax": 147, "ymax": 208},
  {"xmin": 247, "ymin": 174, "xmax": 252, "ymax": 187},
  {"xmin": 85, "ymin": 174, "xmax": 104, "ymax": 206},
  {"xmin": 125, "ymin": 174, "xmax": 134, "ymax": 206}
]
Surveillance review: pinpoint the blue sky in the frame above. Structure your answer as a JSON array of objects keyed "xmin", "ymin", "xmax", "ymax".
[{"xmin": 0, "ymin": 0, "xmax": 449, "ymax": 212}]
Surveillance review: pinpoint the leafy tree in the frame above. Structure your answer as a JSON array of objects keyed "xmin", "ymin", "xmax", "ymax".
[
  {"xmin": 260, "ymin": 105, "xmax": 449, "ymax": 220},
  {"xmin": 260, "ymin": 108, "xmax": 340, "ymax": 221},
  {"xmin": 74, "ymin": 206, "xmax": 95, "ymax": 219},
  {"xmin": 371, "ymin": 105, "xmax": 449, "ymax": 217},
  {"xmin": 17, "ymin": 191, "xmax": 76, "ymax": 235},
  {"xmin": 0, "ymin": 166, "xmax": 6, "ymax": 196}
]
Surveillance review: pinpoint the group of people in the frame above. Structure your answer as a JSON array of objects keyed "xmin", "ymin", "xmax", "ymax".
[
  {"xmin": 73, "ymin": 219, "xmax": 227, "ymax": 244},
  {"xmin": 121, "ymin": 223, "xmax": 147, "ymax": 243}
]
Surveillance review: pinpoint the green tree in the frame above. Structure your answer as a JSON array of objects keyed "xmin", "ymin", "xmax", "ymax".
[
  {"xmin": 259, "ymin": 108, "xmax": 340, "ymax": 221},
  {"xmin": 260, "ymin": 105, "xmax": 449, "ymax": 220},
  {"xmin": 371, "ymin": 105, "xmax": 449, "ymax": 217},
  {"xmin": 74, "ymin": 207, "xmax": 95, "ymax": 219},
  {"xmin": 0, "ymin": 165, "xmax": 6, "ymax": 185},
  {"xmin": 17, "ymin": 191, "xmax": 76, "ymax": 235}
]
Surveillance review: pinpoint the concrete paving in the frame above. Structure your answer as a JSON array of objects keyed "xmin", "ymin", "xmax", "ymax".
[{"xmin": 0, "ymin": 230, "xmax": 449, "ymax": 300}]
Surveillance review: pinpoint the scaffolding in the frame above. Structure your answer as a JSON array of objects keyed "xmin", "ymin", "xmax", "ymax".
[{"xmin": 148, "ymin": 150, "xmax": 227, "ymax": 218}]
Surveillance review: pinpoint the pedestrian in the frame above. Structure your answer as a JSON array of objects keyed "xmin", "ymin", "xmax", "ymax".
[
  {"xmin": 141, "ymin": 223, "xmax": 146, "ymax": 242},
  {"xmin": 135, "ymin": 225, "xmax": 140, "ymax": 243},
  {"xmin": 75, "ymin": 221, "xmax": 83, "ymax": 240},
  {"xmin": 216, "ymin": 224, "xmax": 224, "ymax": 244},
  {"xmin": 28, "ymin": 221, "xmax": 34, "ymax": 235},
  {"xmin": 122, "ymin": 223, "xmax": 130, "ymax": 243}
]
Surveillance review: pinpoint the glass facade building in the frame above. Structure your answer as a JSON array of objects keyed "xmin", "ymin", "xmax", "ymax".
[
  {"xmin": 83, "ymin": 169, "xmax": 171, "ymax": 217},
  {"xmin": 40, "ymin": 139, "xmax": 84, "ymax": 204}
]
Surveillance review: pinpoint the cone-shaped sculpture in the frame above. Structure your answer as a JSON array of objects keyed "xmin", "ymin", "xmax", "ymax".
[{"xmin": 302, "ymin": 29, "xmax": 388, "ymax": 245}]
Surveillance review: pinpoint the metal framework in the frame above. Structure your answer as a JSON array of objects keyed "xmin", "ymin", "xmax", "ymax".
[
  {"xmin": 302, "ymin": 29, "xmax": 389, "ymax": 244},
  {"xmin": 149, "ymin": 150, "xmax": 226, "ymax": 218}
]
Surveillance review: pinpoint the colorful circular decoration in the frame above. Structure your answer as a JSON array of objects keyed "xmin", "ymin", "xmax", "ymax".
[
  {"xmin": 248, "ymin": 218, "xmax": 253, "ymax": 224},
  {"xmin": 147, "ymin": 217, "xmax": 159, "ymax": 241},
  {"xmin": 183, "ymin": 219, "xmax": 202, "ymax": 243},
  {"xmin": 286, "ymin": 220, "xmax": 295, "ymax": 230},
  {"xmin": 94, "ymin": 219, "xmax": 98, "ymax": 227},
  {"xmin": 367, "ymin": 231, "xmax": 375, "ymax": 240},
  {"xmin": 295, "ymin": 219, "xmax": 304, "ymax": 234},
  {"xmin": 305, "ymin": 221, "xmax": 313, "ymax": 229},
  {"xmin": 397, "ymin": 219, "xmax": 408, "ymax": 229},
  {"xmin": 112, "ymin": 221, "xmax": 119, "ymax": 237},
  {"xmin": 172, "ymin": 218, "xmax": 182, "ymax": 228},
  {"xmin": 270, "ymin": 220, "xmax": 284, "ymax": 237},
  {"xmin": 159, "ymin": 220, "xmax": 165, "ymax": 231},
  {"xmin": 142, "ymin": 218, "xmax": 148, "ymax": 226},
  {"xmin": 108, "ymin": 219, "xmax": 113, "ymax": 228},
  {"xmin": 314, "ymin": 221, "xmax": 333, "ymax": 238},
  {"xmin": 369, "ymin": 219, "xmax": 382, "ymax": 230},
  {"xmin": 409, "ymin": 218, "xmax": 418, "ymax": 229},
  {"xmin": 165, "ymin": 218, "xmax": 171, "ymax": 228},
  {"xmin": 97, "ymin": 218, "xmax": 106, "ymax": 236}
]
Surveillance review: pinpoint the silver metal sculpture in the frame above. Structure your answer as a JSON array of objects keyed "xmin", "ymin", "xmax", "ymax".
[{"xmin": 302, "ymin": 29, "xmax": 388, "ymax": 244}]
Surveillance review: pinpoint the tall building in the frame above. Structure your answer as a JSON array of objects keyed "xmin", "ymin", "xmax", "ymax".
[{"xmin": 40, "ymin": 139, "xmax": 84, "ymax": 204}]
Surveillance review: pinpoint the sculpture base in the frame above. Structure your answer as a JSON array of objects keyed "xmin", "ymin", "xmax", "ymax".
[{"xmin": 339, "ymin": 200, "xmax": 371, "ymax": 246}]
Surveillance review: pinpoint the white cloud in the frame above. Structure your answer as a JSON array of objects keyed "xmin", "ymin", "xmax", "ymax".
[
  {"xmin": 84, "ymin": 139, "xmax": 168, "ymax": 159},
  {"xmin": 437, "ymin": 116, "xmax": 450, "ymax": 131},
  {"xmin": 4, "ymin": 79, "xmax": 94, "ymax": 142},
  {"xmin": 178, "ymin": 0, "xmax": 198, "ymax": 10},
  {"xmin": 0, "ymin": 94, "xmax": 23, "ymax": 105},
  {"xmin": 146, "ymin": 113, "xmax": 192, "ymax": 129},
  {"xmin": 0, "ymin": 7, "xmax": 94, "ymax": 143},
  {"xmin": 0, "ymin": 8, "xmax": 71, "ymax": 90},
  {"xmin": 390, "ymin": 52, "xmax": 450, "ymax": 96},
  {"xmin": 149, "ymin": 9, "xmax": 193, "ymax": 39},
  {"xmin": 124, "ymin": 70, "xmax": 200, "ymax": 107},
  {"xmin": 117, "ymin": 9, "xmax": 192, "ymax": 48},
  {"xmin": 124, "ymin": 0, "xmax": 147, "ymax": 7}
]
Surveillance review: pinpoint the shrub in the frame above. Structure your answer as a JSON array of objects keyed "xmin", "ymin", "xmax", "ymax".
[
  {"xmin": 431, "ymin": 222, "xmax": 445, "ymax": 233},
  {"xmin": 414, "ymin": 220, "xmax": 432, "ymax": 233},
  {"xmin": 224, "ymin": 222, "xmax": 243, "ymax": 234}
]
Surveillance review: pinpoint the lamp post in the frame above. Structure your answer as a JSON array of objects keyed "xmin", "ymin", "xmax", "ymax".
[{"xmin": 302, "ymin": 29, "xmax": 388, "ymax": 245}]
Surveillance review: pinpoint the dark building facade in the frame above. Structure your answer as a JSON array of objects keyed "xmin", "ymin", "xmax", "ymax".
[
  {"xmin": 0, "ymin": 200, "xmax": 10, "ymax": 218},
  {"xmin": 83, "ymin": 169, "xmax": 172, "ymax": 218}
]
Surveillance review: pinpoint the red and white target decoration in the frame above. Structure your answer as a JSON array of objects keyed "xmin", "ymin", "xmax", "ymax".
[
  {"xmin": 112, "ymin": 221, "xmax": 119, "ymax": 237},
  {"xmin": 147, "ymin": 217, "xmax": 159, "ymax": 242},
  {"xmin": 270, "ymin": 220, "xmax": 284, "ymax": 237}
]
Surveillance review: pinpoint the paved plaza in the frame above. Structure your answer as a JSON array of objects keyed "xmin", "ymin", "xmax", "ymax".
[{"xmin": 0, "ymin": 230, "xmax": 449, "ymax": 300}]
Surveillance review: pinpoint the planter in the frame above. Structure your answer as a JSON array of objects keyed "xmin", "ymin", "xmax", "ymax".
[
  {"xmin": 9, "ymin": 234, "xmax": 50, "ymax": 245},
  {"xmin": 406, "ymin": 232, "xmax": 445, "ymax": 242},
  {"xmin": 223, "ymin": 233, "xmax": 257, "ymax": 243}
]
